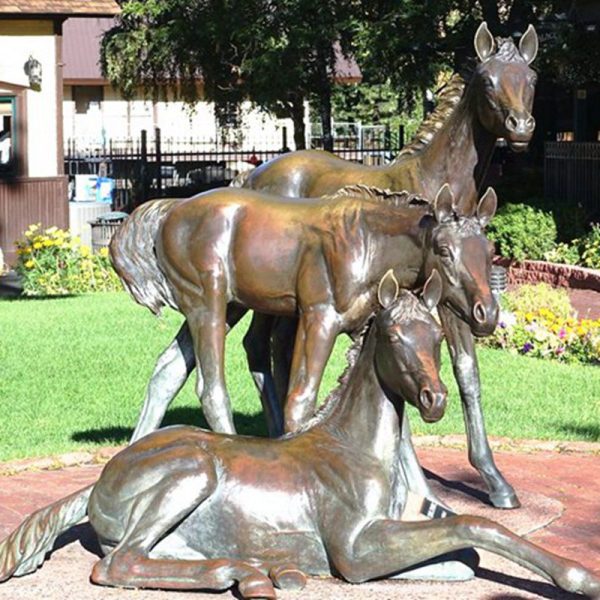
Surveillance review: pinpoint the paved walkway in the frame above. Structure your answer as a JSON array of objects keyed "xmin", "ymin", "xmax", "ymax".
[{"xmin": 0, "ymin": 445, "xmax": 598, "ymax": 599}]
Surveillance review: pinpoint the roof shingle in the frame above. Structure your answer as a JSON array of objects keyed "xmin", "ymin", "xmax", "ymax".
[{"xmin": 0, "ymin": 1, "xmax": 120, "ymax": 16}]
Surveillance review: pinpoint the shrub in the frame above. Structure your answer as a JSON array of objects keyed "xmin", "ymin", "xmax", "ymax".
[
  {"xmin": 14, "ymin": 224, "xmax": 122, "ymax": 296},
  {"xmin": 487, "ymin": 203, "xmax": 557, "ymax": 262},
  {"xmin": 544, "ymin": 242, "xmax": 581, "ymax": 266},
  {"xmin": 580, "ymin": 224, "xmax": 600, "ymax": 270},
  {"xmin": 502, "ymin": 283, "xmax": 574, "ymax": 320}
]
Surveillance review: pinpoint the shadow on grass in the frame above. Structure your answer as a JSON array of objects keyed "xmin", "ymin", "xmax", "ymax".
[
  {"xmin": 555, "ymin": 423, "xmax": 600, "ymax": 442},
  {"xmin": 71, "ymin": 406, "xmax": 269, "ymax": 445}
]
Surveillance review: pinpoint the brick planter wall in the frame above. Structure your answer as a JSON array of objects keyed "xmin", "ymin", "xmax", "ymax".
[{"xmin": 494, "ymin": 257, "xmax": 600, "ymax": 292}]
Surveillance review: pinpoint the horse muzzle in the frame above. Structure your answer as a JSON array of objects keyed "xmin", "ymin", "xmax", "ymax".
[{"xmin": 418, "ymin": 387, "xmax": 447, "ymax": 423}]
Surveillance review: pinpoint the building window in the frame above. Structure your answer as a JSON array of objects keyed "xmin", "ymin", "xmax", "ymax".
[{"xmin": 0, "ymin": 96, "xmax": 16, "ymax": 175}]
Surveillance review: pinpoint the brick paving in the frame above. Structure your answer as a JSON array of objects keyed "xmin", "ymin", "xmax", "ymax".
[
  {"xmin": 0, "ymin": 445, "xmax": 598, "ymax": 599},
  {"xmin": 569, "ymin": 287, "xmax": 600, "ymax": 320}
]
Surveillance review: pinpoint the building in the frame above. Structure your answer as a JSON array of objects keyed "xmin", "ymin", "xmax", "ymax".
[{"xmin": 0, "ymin": 1, "xmax": 120, "ymax": 265}]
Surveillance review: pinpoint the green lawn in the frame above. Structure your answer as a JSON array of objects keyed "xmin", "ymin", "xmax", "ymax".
[{"xmin": 0, "ymin": 292, "xmax": 599, "ymax": 461}]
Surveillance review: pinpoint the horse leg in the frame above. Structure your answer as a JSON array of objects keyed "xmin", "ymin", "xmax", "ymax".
[
  {"xmin": 130, "ymin": 322, "xmax": 196, "ymax": 442},
  {"xmin": 242, "ymin": 313, "xmax": 283, "ymax": 437},
  {"xmin": 183, "ymin": 270, "xmax": 235, "ymax": 434},
  {"xmin": 327, "ymin": 515, "xmax": 600, "ymax": 596},
  {"xmin": 271, "ymin": 316, "xmax": 298, "ymax": 406},
  {"xmin": 284, "ymin": 308, "xmax": 339, "ymax": 432},
  {"xmin": 91, "ymin": 449, "xmax": 276, "ymax": 599},
  {"xmin": 438, "ymin": 306, "xmax": 519, "ymax": 509}
]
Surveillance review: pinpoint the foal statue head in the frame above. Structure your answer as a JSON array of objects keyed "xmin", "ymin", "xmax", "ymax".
[
  {"xmin": 473, "ymin": 22, "xmax": 538, "ymax": 152},
  {"xmin": 425, "ymin": 184, "xmax": 499, "ymax": 337},
  {"xmin": 375, "ymin": 269, "xmax": 447, "ymax": 423}
]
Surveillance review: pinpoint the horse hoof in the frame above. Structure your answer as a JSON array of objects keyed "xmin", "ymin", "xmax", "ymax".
[
  {"xmin": 238, "ymin": 575, "xmax": 277, "ymax": 600},
  {"xmin": 489, "ymin": 490, "xmax": 521, "ymax": 509},
  {"xmin": 270, "ymin": 564, "xmax": 307, "ymax": 590}
]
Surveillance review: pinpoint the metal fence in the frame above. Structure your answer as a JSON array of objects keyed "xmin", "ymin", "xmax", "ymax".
[
  {"xmin": 545, "ymin": 142, "xmax": 600, "ymax": 218},
  {"xmin": 65, "ymin": 125, "xmax": 404, "ymax": 212}
]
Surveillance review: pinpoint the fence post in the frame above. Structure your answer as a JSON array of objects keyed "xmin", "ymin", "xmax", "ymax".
[
  {"xmin": 398, "ymin": 124, "xmax": 405, "ymax": 150},
  {"xmin": 155, "ymin": 127, "xmax": 163, "ymax": 196},
  {"xmin": 140, "ymin": 129, "xmax": 149, "ymax": 205},
  {"xmin": 281, "ymin": 126, "xmax": 290, "ymax": 152}
]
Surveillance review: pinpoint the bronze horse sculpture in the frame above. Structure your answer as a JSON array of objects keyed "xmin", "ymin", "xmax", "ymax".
[
  {"xmin": 112, "ymin": 22, "xmax": 538, "ymax": 509},
  {"xmin": 113, "ymin": 183, "xmax": 497, "ymax": 441},
  {"xmin": 1, "ymin": 273, "xmax": 598, "ymax": 599},
  {"xmin": 235, "ymin": 20, "xmax": 539, "ymax": 508}
]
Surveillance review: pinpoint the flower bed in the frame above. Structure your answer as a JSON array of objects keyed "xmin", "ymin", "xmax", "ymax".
[
  {"xmin": 481, "ymin": 284, "xmax": 600, "ymax": 364},
  {"xmin": 15, "ymin": 224, "xmax": 121, "ymax": 296}
]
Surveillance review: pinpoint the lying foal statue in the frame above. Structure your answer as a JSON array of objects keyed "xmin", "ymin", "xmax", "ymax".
[{"xmin": 0, "ymin": 272, "xmax": 598, "ymax": 599}]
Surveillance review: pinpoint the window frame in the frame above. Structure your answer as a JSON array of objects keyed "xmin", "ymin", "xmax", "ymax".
[{"xmin": 0, "ymin": 95, "xmax": 17, "ymax": 177}]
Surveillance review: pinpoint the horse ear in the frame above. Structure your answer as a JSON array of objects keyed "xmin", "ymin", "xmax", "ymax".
[
  {"xmin": 474, "ymin": 22, "xmax": 496, "ymax": 62},
  {"xmin": 422, "ymin": 270, "xmax": 442, "ymax": 312},
  {"xmin": 433, "ymin": 183, "xmax": 456, "ymax": 223},
  {"xmin": 519, "ymin": 24, "xmax": 538, "ymax": 65},
  {"xmin": 378, "ymin": 269, "xmax": 400, "ymax": 309},
  {"xmin": 477, "ymin": 187, "xmax": 497, "ymax": 227}
]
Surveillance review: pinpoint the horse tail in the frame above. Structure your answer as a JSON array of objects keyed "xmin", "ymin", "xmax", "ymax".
[
  {"xmin": 110, "ymin": 198, "xmax": 182, "ymax": 315},
  {"xmin": 0, "ymin": 484, "xmax": 93, "ymax": 582},
  {"xmin": 229, "ymin": 168, "xmax": 254, "ymax": 188}
]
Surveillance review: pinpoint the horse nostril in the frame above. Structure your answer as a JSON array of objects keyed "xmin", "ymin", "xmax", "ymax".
[
  {"xmin": 419, "ymin": 388, "xmax": 434, "ymax": 411},
  {"xmin": 525, "ymin": 115, "xmax": 536, "ymax": 131},
  {"xmin": 505, "ymin": 114, "xmax": 519, "ymax": 132},
  {"xmin": 473, "ymin": 301, "xmax": 487, "ymax": 324}
]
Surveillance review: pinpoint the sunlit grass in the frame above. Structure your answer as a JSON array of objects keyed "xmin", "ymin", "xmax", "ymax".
[{"xmin": 0, "ymin": 292, "xmax": 598, "ymax": 461}]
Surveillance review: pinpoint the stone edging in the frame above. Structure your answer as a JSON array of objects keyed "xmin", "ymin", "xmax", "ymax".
[
  {"xmin": 494, "ymin": 257, "xmax": 600, "ymax": 292},
  {"xmin": 1, "ymin": 436, "xmax": 599, "ymax": 477}
]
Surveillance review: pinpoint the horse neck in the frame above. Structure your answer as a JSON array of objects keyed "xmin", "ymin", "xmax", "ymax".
[
  {"xmin": 323, "ymin": 327, "xmax": 401, "ymax": 467},
  {"xmin": 391, "ymin": 83, "xmax": 497, "ymax": 212}
]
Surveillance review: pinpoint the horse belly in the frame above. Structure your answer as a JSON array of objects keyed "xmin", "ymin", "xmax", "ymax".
[
  {"xmin": 230, "ymin": 218, "xmax": 305, "ymax": 314},
  {"xmin": 172, "ymin": 481, "xmax": 331, "ymax": 574}
]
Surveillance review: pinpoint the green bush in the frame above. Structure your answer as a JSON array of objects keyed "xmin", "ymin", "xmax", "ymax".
[
  {"xmin": 14, "ymin": 224, "xmax": 122, "ymax": 296},
  {"xmin": 487, "ymin": 203, "xmax": 557, "ymax": 262},
  {"xmin": 502, "ymin": 283, "xmax": 574, "ymax": 320},
  {"xmin": 544, "ymin": 242, "xmax": 581, "ymax": 266},
  {"xmin": 580, "ymin": 224, "xmax": 600, "ymax": 270}
]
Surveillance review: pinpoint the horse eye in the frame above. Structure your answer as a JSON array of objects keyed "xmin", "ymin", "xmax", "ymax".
[{"xmin": 439, "ymin": 247, "xmax": 453, "ymax": 259}]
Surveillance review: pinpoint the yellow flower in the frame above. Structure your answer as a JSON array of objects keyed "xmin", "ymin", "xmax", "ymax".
[
  {"xmin": 525, "ymin": 312, "xmax": 535, "ymax": 323},
  {"xmin": 80, "ymin": 245, "xmax": 91, "ymax": 257},
  {"xmin": 99, "ymin": 247, "xmax": 109, "ymax": 258},
  {"xmin": 43, "ymin": 238, "xmax": 53, "ymax": 247},
  {"xmin": 45, "ymin": 226, "xmax": 58, "ymax": 235},
  {"xmin": 33, "ymin": 242, "xmax": 43, "ymax": 250},
  {"xmin": 24, "ymin": 259, "xmax": 35, "ymax": 269}
]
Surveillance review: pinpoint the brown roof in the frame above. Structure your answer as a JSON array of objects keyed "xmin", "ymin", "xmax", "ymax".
[
  {"xmin": 63, "ymin": 17, "xmax": 113, "ymax": 82},
  {"xmin": 63, "ymin": 17, "xmax": 361, "ymax": 85},
  {"xmin": 0, "ymin": 1, "xmax": 120, "ymax": 16}
]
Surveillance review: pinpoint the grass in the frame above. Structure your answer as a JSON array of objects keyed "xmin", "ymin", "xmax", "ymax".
[{"xmin": 0, "ymin": 292, "xmax": 599, "ymax": 462}]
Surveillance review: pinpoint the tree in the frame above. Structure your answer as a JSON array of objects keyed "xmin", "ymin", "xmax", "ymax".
[{"xmin": 101, "ymin": 0, "xmax": 361, "ymax": 150}]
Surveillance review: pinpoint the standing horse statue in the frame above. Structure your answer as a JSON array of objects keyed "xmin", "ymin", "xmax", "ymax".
[
  {"xmin": 1, "ymin": 274, "xmax": 598, "ymax": 600},
  {"xmin": 234, "ymin": 21, "xmax": 539, "ymax": 509},
  {"xmin": 113, "ymin": 183, "xmax": 496, "ymax": 443}
]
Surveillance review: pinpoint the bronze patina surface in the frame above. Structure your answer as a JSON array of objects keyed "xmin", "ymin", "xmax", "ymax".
[{"xmin": 1, "ymin": 275, "xmax": 598, "ymax": 599}]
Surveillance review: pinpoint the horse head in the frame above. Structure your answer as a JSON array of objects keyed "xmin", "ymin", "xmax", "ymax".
[
  {"xmin": 425, "ymin": 184, "xmax": 498, "ymax": 337},
  {"xmin": 472, "ymin": 21, "xmax": 538, "ymax": 152},
  {"xmin": 374, "ymin": 269, "xmax": 447, "ymax": 423}
]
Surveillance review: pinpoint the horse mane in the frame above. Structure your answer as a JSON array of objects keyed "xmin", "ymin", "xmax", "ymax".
[
  {"xmin": 323, "ymin": 184, "xmax": 430, "ymax": 209},
  {"xmin": 283, "ymin": 321, "xmax": 372, "ymax": 437},
  {"xmin": 394, "ymin": 73, "xmax": 466, "ymax": 161}
]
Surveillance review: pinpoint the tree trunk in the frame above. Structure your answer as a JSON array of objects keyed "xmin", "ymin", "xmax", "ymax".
[
  {"xmin": 319, "ymin": 89, "xmax": 334, "ymax": 153},
  {"xmin": 290, "ymin": 95, "xmax": 306, "ymax": 150}
]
